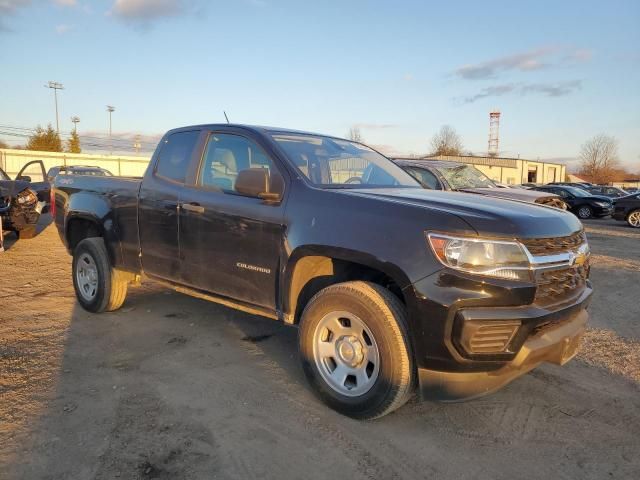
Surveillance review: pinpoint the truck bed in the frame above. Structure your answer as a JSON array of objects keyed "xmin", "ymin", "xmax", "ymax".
[{"xmin": 53, "ymin": 175, "xmax": 143, "ymax": 271}]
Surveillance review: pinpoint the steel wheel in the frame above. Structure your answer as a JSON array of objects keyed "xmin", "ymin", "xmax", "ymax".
[
  {"xmin": 76, "ymin": 252, "xmax": 98, "ymax": 301},
  {"xmin": 312, "ymin": 310, "xmax": 380, "ymax": 397},
  {"xmin": 628, "ymin": 210, "xmax": 640, "ymax": 228}
]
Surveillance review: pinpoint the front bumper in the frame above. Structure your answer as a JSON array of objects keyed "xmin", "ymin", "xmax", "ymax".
[
  {"xmin": 593, "ymin": 205, "xmax": 614, "ymax": 217},
  {"xmin": 418, "ymin": 307, "xmax": 588, "ymax": 401}
]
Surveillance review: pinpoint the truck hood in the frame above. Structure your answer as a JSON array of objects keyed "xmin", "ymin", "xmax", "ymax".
[
  {"xmin": 342, "ymin": 188, "xmax": 582, "ymax": 239},
  {"xmin": 458, "ymin": 187, "xmax": 557, "ymax": 203}
]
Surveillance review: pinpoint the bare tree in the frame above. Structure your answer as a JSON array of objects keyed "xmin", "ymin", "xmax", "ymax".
[
  {"xmin": 430, "ymin": 125, "xmax": 463, "ymax": 156},
  {"xmin": 579, "ymin": 134, "xmax": 620, "ymax": 183},
  {"xmin": 347, "ymin": 126, "xmax": 363, "ymax": 143}
]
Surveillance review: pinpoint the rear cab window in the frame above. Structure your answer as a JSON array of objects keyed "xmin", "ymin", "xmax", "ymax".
[{"xmin": 155, "ymin": 130, "xmax": 200, "ymax": 183}]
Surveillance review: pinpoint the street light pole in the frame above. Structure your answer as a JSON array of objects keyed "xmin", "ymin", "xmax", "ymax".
[
  {"xmin": 71, "ymin": 116, "xmax": 80, "ymax": 133},
  {"xmin": 45, "ymin": 81, "xmax": 64, "ymax": 132},
  {"xmin": 106, "ymin": 105, "xmax": 115, "ymax": 154}
]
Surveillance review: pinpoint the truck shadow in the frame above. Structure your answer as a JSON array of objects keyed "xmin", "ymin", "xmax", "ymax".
[{"xmin": 4, "ymin": 283, "xmax": 640, "ymax": 479}]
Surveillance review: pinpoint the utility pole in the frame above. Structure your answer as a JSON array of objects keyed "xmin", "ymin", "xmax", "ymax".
[
  {"xmin": 106, "ymin": 105, "xmax": 115, "ymax": 154},
  {"xmin": 45, "ymin": 81, "xmax": 64, "ymax": 132},
  {"xmin": 133, "ymin": 134, "xmax": 141, "ymax": 154},
  {"xmin": 71, "ymin": 116, "xmax": 80, "ymax": 133}
]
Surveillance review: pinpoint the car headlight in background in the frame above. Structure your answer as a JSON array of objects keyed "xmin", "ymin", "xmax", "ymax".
[
  {"xmin": 594, "ymin": 201, "xmax": 611, "ymax": 207},
  {"xmin": 16, "ymin": 189, "xmax": 38, "ymax": 205},
  {"xmin": 427, "ymin": 233, "xmax": 532, "ymax": 281}
]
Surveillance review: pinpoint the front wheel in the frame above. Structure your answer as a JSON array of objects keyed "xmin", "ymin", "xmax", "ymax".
[
  {"xmin": 627, "ymin": 209, "xmax": 640, "ymax": 228},
  {"xmin": 72, "ymin": 237, "xmax": 128, "ymax": 313},
  {"xmin": 298, "ymin": 281, "xmax": 415, "ymax": 419},
  {"xmin": 577, "ymin": 205, "xmax": 593, "ymax": 219}
]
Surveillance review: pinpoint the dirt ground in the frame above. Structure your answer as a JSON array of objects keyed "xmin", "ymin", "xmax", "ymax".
[{"xmin": 1, "ymin": 216, "xmax": 639, "ymax": 480}]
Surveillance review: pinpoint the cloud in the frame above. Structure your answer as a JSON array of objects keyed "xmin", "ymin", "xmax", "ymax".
[
  {"xmin": 453, "ymin": 46, "xmax": 592, "ymax": 80},
  {"xmin": 0, "ymin": 0, "xmax": 31, "ymax": 31},
  {"xmin": 459, "ymin": 80, "xmax": 582, "ymax": 104},
  {"xmin": 110, "ymin": 0, "xmax": 186, "ymax": 21},
  {"xmin": 454, "ymin": 47, "xmax": 555, "ymax": 80},
  {"xmin": 403, "ymin": 73, "xmax": 414, "ymax": 81},
  {"xmin": 0, "ymin": 0, "xmax": 30, "ymax": 14},
  {"xmin": 55, "ymin": 23, "xmax": 71, "ymax": 34},
  {"xmin": 460, "ymin": 84, "xmax": 519, "ymax": 103},
  {"xmin": 521, "ymin": 80, "xmax": 582, "ymax": 97},
  {"xmin": 565, "ymin": 48, "xmax": 593, "ymax": 63},
  {"xmin": 53, "ymin": 0, "xmax": 77, "ymax": 6}
]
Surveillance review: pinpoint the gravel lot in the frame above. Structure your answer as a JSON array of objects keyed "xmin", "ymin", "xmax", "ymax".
[{"xmin": 1, "ymin": 216, "xmax": 639, "ymax": 480}]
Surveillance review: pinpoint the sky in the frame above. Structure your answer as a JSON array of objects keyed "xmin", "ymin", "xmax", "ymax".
[{"xmin": 1, "ymin": 0, "xmax": 639, "ymax": 169}]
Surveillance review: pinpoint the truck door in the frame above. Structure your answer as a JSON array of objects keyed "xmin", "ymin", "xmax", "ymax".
[
  {"xmin": 138, "ymin": 130, "xmax": 200, "ymax": 281},
  {"xmin": 178, "ymin": 131, "xmax": 286, "ymax": 310}
]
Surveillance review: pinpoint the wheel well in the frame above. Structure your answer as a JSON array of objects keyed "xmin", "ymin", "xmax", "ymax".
[
  {"xmin": 288, "ymin": 256, "xmax": 405, "ymax": 324},
  {"xmin": 67, "ymin": 218, "xmax": 101, "ymax": 251}
]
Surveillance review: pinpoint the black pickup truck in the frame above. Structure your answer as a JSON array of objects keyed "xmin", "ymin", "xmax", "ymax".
[{"xmin": 53, "ymin": 124, "xmax": 592, "ymax": 419}]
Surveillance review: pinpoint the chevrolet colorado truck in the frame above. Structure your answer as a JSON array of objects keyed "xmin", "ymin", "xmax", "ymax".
[{"xmin": 53, "ymin": 124, "xmax": 592, "ymax": 419}]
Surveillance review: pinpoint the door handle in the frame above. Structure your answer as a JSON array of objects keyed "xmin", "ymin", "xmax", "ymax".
[{"xmin": 181, "ymin": 202, "xmax": 205, "ymax": 214}]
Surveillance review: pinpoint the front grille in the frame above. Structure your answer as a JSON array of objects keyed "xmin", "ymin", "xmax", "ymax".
[
  {"xmin": 520, "ymin": 231, "xmax": 586, "ymax": 256},
  {"xmin": 534, "ymin": 263, "xmax": 589, "ymax": 306}
]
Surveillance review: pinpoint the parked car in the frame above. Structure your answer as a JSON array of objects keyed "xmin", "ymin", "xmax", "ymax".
[
  {"xmin": 587, "ymin": 186, "xmax": 630, "ymax": 198},
  {"xmin": 53, "ymin": 124, "xmax": 592, "ymax": 419},
  {"xmin": 394, "ymin": 159, "xmax": 567, "ymax": 209},
  {"xmin": 549, "ymin": 181, "xmax": 595, "ymax": 188},
  {"xmin": 47, "ymin": 165, "xmax": 113, "ymax": 183},
  {"xmin": 612, "ymin": 193, "xmax": 640, "ymax": 228},
  {"xmin": 531, "ymin": 185, "xmax": 613, "ymax": 219},
  {"xmin": 0, "ymin": 160, "xmax": 49, "ymax": 238}
]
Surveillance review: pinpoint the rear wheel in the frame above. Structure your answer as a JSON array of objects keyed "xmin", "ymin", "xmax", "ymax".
[
  {"xmin": 577, "ymin": 205, "xmax": 593, "ymax": 219},
  {"xmin": 627, "ymin": 209, "xmax": 640, "ymax": 228},
  {"xmin": 299, "ymin": 281, "xmax": 415, "ymax": 419},
  {"xmin": 72, "ymin": 237, "xmax": 128, "ymax": 313}
]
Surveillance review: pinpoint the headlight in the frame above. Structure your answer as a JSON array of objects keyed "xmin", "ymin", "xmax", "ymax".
[
  {"xmin": 427, "ymin": 233, "xmax": 532, "ymax": 281},
  {"xmin": 16, "ymin": 189, "xmax": 38, "ymax": 205},
  {"xmin": 594, "ymin": 201, "xmax": 610, "ymax": 207}
]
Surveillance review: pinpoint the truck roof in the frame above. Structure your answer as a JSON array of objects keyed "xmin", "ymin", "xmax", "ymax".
[{"xmin": 166, "ymin": 123, "xmax": 347, "ymax": 141}]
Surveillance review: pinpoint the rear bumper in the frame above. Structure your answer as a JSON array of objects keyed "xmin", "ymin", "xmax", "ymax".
[{"xmin": 418, "ymin": 307, "xmax": 588, "ymax": 401}]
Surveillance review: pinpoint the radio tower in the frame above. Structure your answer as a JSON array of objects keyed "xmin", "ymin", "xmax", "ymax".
[{"xmin": 488, "ymin": 110, "xmax": 501, "ymax": 156}]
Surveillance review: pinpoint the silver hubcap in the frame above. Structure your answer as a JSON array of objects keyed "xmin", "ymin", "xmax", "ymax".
[
  {"xmin": 312, "ymin": 311, "xmax": 380, "ymax": 397},
  {"xmin": 578, "ymin": 207, "xmax": 591, "ymax": 218},
  {"xmin": 76, "ymin": 253, "xmax": 98, "ymax": 301},
  {"xmin": 629, "ymin": 211, "xmax": 640, "ymax": 227}
]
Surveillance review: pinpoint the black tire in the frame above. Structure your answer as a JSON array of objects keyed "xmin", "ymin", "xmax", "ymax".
[
  {"xmin": 72, "ymin": 237, "xmax": 128, "ymax": 313},
  {"xmin": 577, "ymin": 205, "xmax": 593, "ymax": 219},
  {"xmin": 299, "ymin": 281, "xmax": 415, "ymax": 419}
]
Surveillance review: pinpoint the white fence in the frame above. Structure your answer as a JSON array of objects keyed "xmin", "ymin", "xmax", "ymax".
[{"xmin": 0, "ymin": 148, "xmax": 152, "ymax": 178}]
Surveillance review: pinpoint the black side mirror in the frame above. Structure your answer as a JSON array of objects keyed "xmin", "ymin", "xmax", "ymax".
[
  {"xmin": 235, "ymin": 168, "xmax": 283, "ymax": 203},
  {"xmin": 16, "ymin": 175, "xmax": 32, "ymax": 182}
]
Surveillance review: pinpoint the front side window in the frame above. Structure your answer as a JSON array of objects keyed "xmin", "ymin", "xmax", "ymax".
[
  {"xmin": 405, "ymin": 167, "xmax": 441, "ymax": 190},
  {"xmin": 199, "ymin": 133, "xmax": 278, "ymax": 192},
  {"xmin": 271, "ymin": 134, "xmax": 418, "ymax": 188},
  {"xmin": 155, "ymin": 130, "xmax": 200, "ymax": 183}
]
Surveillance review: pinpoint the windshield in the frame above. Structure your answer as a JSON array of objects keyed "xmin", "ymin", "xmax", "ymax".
[
  {"xmin": 438, "ymin": 164, "xmax": 496, "ymax": 189},
  {"xmin": 271, "ymin": 134, "xmax": 419, "ymax": 188},
  {"xmin": 565, "ymin": 186, "xmax": 591, "ymax": 197}
]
